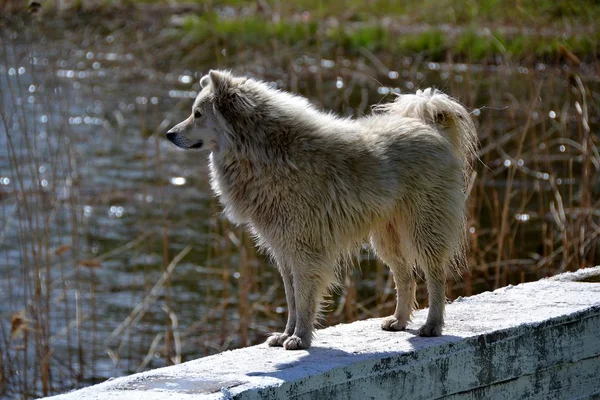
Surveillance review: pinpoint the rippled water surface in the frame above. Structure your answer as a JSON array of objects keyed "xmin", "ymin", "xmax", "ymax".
[{"xmin": 1, "ymin": 16, "xmax": 598, "ymax": 398}]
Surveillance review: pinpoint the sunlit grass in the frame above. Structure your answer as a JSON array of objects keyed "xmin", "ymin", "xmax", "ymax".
[{"xmin": 179, "ymin": 12, "xmax": 599, "ymax": 63}]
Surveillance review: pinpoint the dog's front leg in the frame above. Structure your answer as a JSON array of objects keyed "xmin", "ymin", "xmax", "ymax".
[
  {"xmin": 266, "ymin": 268, "xmax": 296, "ymax": 347},
  {"xmin": 282, "ymin": 266, "xmax": 330, "ymax": 350}
]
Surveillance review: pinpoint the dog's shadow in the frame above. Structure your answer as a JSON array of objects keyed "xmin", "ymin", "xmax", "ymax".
[{"xmin": 246, "ymin": 330, "xmax": 464, "ymax": 381}]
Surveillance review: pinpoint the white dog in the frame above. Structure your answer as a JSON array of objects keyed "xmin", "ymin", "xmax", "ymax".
[{"xmin": 167, "ymin": 70, "xmax": 477, "ymax": 350}]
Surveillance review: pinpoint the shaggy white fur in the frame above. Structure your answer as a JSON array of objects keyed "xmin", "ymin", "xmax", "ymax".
[{"xmin": 166, "ymin": 70, "xmax": 478, "ymax": 350}]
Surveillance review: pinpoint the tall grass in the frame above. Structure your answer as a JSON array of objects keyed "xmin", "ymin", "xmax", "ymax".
[
  {"xmin": 1, "ymin": 26, "xmax": 79, "ymax": 396},
  {"xmin": 0, "ymin": 4, "xmax": 598, "ymax": 399}
]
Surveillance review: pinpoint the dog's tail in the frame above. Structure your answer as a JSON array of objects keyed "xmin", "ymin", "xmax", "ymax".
[
  {"xmin": 376, "ymin": 89, "xmax": 477, "ymax": 275},
  {"xmin": 375, "ymin": 88, "xmax": 478, "ymax": 176}
]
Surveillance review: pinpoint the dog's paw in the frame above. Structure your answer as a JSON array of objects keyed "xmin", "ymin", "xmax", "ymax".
[
  {"xmin": 283, "ymin": 335, "xmax": 309, "ymax": 350},
  {"xmin": 418, "ymin": 323, "xmax": 443, "ymax": 337},
  {"xmin": 266, "ymin": 332, "xmax": 288, "ymax": 347},
  {"xmin": 381, "ymin": 316, "xmax": 408, "ymax": 331}
]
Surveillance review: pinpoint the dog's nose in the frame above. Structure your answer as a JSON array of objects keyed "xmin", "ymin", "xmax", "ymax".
[{"xmin": 166, "ymin": 131, "xmax": 176, "ymax": 141}]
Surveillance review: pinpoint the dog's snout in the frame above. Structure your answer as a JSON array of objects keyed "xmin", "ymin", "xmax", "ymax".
[{"xmin": 166, "ymin": 131, "xmax": 177, "ymax": 141}]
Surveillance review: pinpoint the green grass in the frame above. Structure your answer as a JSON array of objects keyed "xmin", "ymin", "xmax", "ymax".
[
  {"xmin": 396, "ymin": 31, "xmax": 447, "ymax": 60},
  {"xmin": 179, "ymin": 12, "xmax": 599, "ymax": 63},
  {"xmin": 182, "ymin": 13, "xmax": 319, "ymax": 47},
  {"xmin": 327, "ymin": 24, "xmax": 391, "ymax": 52},
  {"xmin": 201, "ymin": 0, "xmax": 600, "ymax": 25},
  {"xmin": 5, "ymin": 0, "xmax": 599, "ymax": 62}
]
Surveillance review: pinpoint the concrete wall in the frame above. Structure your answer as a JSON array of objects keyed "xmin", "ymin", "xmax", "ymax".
[{"xmin": 48, "ymin": 267, "xmax": 600, "ymax": 400}]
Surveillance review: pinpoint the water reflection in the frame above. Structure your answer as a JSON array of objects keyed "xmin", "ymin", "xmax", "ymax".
[{"xmin": 170, "ymin": 177, "xmax": 186, "ymax": 186}]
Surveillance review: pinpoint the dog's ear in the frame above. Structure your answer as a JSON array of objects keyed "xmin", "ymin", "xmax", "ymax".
[
  {"xmin": 200, "ymin": 74, "xmax": 211, "ymax": 88},
  {"xmin": 209, "ymin": 70, "xmax": 232, "ymax": 97},
  {"xmin": 209, "ymin": 70, "xmax": 255, "ymax": 115}
]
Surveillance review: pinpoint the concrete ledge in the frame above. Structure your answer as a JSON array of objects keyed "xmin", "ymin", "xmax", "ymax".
[{"xmin": 49, "ymin": 267, "xmax": 600, "ymax": 400}]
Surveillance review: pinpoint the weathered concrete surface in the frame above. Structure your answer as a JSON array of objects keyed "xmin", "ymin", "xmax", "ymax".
[{"xmin": 48, "ymin": 267, "xmax": 600, "ymax": 400}]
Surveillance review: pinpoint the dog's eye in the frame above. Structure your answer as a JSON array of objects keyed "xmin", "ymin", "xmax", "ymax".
[{"xmin": 194, "ymin": 109, "xmax": 202, "ymax": 118}]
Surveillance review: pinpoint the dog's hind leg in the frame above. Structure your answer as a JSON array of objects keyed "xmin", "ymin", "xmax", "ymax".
[
  {"xmin": 417, "ymin": 255, "xmax": 447, "ymax": 336},
  {"xmin": 410, "ymin": 205, "xmax": 457, "ymax": 337},
  {"xmin": 266, "ymin": 266, "xmax": 296, "ymax": 347},
  {"xmin": 283, "ymin": 259, "xmax": 333, "ymax": 350},
  {"xmin": 371, "ymin": 224, "xmax": 417, "ymax": 331}
]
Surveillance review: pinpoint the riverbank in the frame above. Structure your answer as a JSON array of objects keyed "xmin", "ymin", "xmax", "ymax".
[{"xmin": 2, "ymin": 0, "xmax": 599, "ymax": 65}]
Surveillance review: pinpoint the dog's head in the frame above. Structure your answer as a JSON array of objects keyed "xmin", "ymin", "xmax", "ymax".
[{"xmin": 166, "ymin": 70, "xmax": 254, "ymax": 152}]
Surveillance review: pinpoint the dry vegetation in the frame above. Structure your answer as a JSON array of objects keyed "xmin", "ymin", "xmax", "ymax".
[{"xmin": 0, "ymin": 1, "xmax": 599, "ymax": 398}]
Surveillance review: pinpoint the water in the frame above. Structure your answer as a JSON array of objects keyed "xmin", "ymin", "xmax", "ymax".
[{"xmin": 1, "ymin": 15, "xmax": 598, "ymax": 398}]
